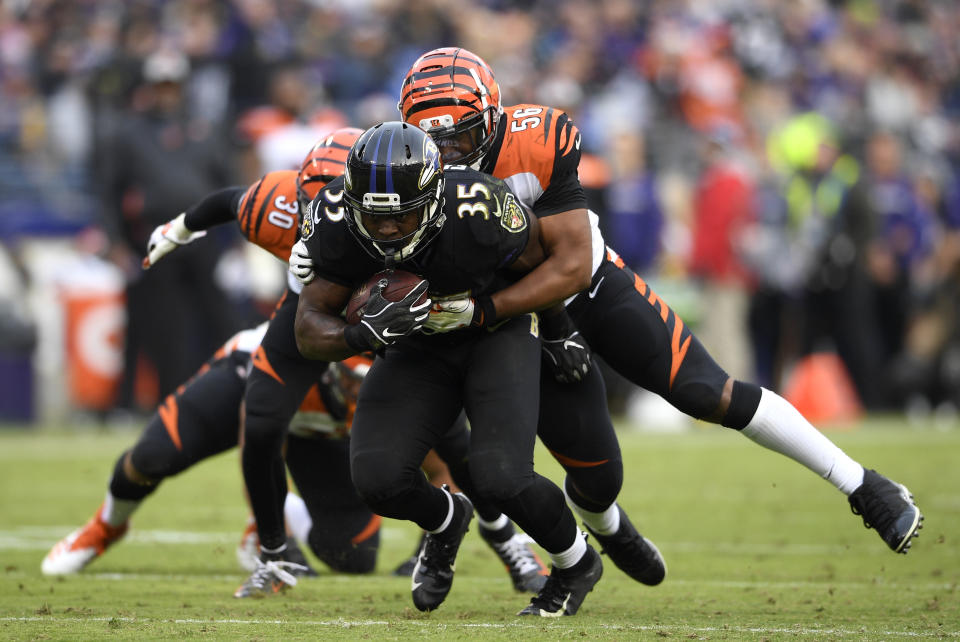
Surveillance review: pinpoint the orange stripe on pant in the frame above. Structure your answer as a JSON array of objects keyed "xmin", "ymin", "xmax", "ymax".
[
  {"xmin": 157, "ymin": 395, "xmax": 182, "ymax": 451},
  {"xmin": 606, "ymin": 248, "xmax": 691, "ymax": 390},
  {"xmin": 351, "ymin": 514, "xmax": 382, "ymax": 545},
  {"xmin": 252, "ymin": 345, "xmax": 285, "ymax": 385},
  {"xmin": 549, "ymin": 450, "xmax": 608, "ymax": 468}
]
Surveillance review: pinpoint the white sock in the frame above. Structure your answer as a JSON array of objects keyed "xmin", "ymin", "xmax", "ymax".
[
  {"xmin": 563, "ymin": 481, "xmax": 620, "ymax": 535},
  {"xmin": 549, "ymin": 532, "xmax": 587, "ymax": 569},
  {"xmin": 477, "ymin": 513, "xmax": 508, "ymax": 532},
  {"xmin": 100, "ymin": 492, "xmax": 139, "ymax": 527},
  {"xmin": 742, "ymin": 388, "xmax": 865, "ymax": 495},
  {"xmin": 427, "ymin": 487, "xmax": 455, "ymax": 534},
  {"xmin": 284, "ymin": 492, "xmax": 312, "ymax": 544}
]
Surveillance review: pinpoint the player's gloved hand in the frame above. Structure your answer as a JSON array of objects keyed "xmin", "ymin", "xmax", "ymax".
[
  {"xmin": 343, "ymin": 279, "xmax": 431, "ymax": 352},
  {"xmin": 289, "ymin": 239, "xmax": 315, "ymax": 285},
  {"xmin": 142, "ymin": 212, "xmax": 206, "ymax": 269},
  {"xmin": 422, "ymin": 294, "xmax": 496, "ymax": 333},
  {"xmin": 540, "ymin": 306, "xmax": 592, "ymax": 383},
  {"xmin": 423, "ymin": 297, "xmax": 474, "ymax": 332}
]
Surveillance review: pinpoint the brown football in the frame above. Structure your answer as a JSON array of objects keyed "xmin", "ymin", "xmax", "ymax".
[{"xmin": 344, "ymin": 269, "xmax": 428, "ymax": 325}]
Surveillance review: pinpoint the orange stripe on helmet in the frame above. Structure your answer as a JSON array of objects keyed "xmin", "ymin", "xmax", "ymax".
[{"xmin": 297, "ymin": 127, "xmax": 363, "ymax": 206}]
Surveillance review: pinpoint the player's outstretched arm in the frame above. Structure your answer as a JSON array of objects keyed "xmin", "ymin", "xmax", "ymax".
[{"xmin": 142, "ymin": 186, "xmax": 243, "ymax": 268}]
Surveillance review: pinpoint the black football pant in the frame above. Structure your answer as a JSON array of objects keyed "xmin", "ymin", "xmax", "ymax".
[
  {"xmin": 349, "ymin": 315, "xmax": 580, "ymax": 554},
  {"xmin": 537, "ymin": 362, "xmax": 623, "ymax": 512},
  {"xmin": 568, "ymin": 249, "xmax": 731, "ymax": 418},
  {"xmin": 117, "ymin": 347, "xmax": 378, "ymax": 571},
  {"xmin": 543, "ymin": 249, "xmax": 733, "ymax": 513},
  {"xmin": 241, "ymin": 288, "xmax": 324, "ymax": 551},
  {"xmin": 286, "ymin": 434, "xmax": 379, "ymax": 573},
  {"xmin": 127, "ymin": 351, "xmax": 246, "ymax": 481}
]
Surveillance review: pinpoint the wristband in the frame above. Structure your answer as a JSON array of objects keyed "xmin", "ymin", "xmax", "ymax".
[
  {"xmin": 539, "ymin": 306, "xmax": 577, "ymax": 340},
  {"xmin": 471, "ymin": 295, "xmax": 497, "ymax": 328},
  {"xmin": 343, "ymin": 324, "xmax": 377, "ymax": 353}
]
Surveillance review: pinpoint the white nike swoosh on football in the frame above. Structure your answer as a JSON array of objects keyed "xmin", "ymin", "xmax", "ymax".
[{"xmin": 588, "ymin": 276, "xmax": 605, "ymax": 298}]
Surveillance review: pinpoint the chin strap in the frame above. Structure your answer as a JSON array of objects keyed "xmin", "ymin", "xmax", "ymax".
[{"xmin": 383, "ymin": 249, "xmax": 397, "ymax": 269}]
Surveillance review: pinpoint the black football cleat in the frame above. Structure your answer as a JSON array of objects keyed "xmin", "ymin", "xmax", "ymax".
[
  {"xmin": 584, "ymin": 505, "xmax": 666, "ymax": 585},
  {"xmin": 282, "ymin": 536, "xmax": 318, "ymax": 577},
  {"xmin": 411, "ymin": 492, "xmax": 474, "ymax": 611},
  {"xmin": 848, "ymin": 468, "xmax": 923, "ymax": 554},
  {"xmin": 518, "ymin": 543, "xmax": 603, "ymax": 617},
  {"xmin": 392, "ymin": 532, "xmax": 426, "ymax": 577},
  {"xmin": 480, "ymin": 522, "xmax": 548, "ymax": 593}
]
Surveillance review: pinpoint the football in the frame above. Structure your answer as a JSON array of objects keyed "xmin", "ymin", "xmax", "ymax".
[{"xmin": 344, "ymin": 269, "xmax": 428, "ymax": 325}]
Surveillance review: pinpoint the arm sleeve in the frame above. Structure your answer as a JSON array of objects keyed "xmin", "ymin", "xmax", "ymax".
[{"xmin": 182, "ymin": 186, "xmax": 246, "ymax": 231}]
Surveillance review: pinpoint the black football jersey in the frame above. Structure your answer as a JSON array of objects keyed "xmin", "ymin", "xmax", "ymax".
[{"xmin": 300, "ymin": 167, "xmax": 530, "ymax": 302}]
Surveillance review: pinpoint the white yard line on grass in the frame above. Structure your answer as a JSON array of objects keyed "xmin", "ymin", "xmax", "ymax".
[
  {"xmin": 1, "ymin": 616, "xmax": 956, "ymax": 638},
  {"xmin": 0, "ymin": 525, "xmax": 413, "ymax": 550},
  {"xmin": 0, "ymin": 527, "xmax": 869, "ymax": 554},
  {"xmin": 2, "ymin": 568, "xmax": 956, "ymax": 592}
]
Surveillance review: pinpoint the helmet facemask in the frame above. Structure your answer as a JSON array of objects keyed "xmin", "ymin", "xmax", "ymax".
[
  {"xmin": 344, "ymin": 178, "xmax": 445, "ymax": 264},
  {"xmin": 342, "ymin": 122, "xmax": 447, "ymax": 266},
  {"xmin": 420, "ymin": 106, "xmax": 499, "ymax": 170}
]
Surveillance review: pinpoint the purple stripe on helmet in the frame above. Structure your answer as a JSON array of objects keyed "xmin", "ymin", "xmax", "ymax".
[
  {"xmin": 368, "ymin": 128, "xmax": 382, "ymax": 193},
  {"xmin": 384, "ymin": 128, "xmax": 395, "ymax": 194}
]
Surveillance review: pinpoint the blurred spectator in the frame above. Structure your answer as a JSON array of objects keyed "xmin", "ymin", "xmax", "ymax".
[
  {"xmin": 743, "ymin": 112, "xmax": 882, "ymax": 406},
  {"xmin": 860, "ymin": 130, "xmax": 938, "ymax": 408},
  {"xmin": 602, "ymin": 129, "xmax": 664, "ymax": 274},
  {"xmin": 95, "ymin": 49, "xmax": 242, "ymax": 413},
  {"xmin": 234, "ymin": 60, "xmax": 346, "ymax": 181},
  {"xmin": 0, "ymin": 244, "xmax": 37, "ymax": 422},
  {"xmin": 688, "ymin": 127, "xmax": 756, "ymax": 381},
  {"xmin": 4, "ymin": 0, "xmax": 960, "ymax": 421}
]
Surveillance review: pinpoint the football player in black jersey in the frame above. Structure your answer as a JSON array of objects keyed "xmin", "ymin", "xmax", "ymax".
[{"xmin": 295, "ymin": 121, "xmax": 602, "ymax": 617}]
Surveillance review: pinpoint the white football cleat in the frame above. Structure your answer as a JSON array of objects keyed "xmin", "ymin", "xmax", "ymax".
[{"xmin": 41, "ymin": 505, "xmax": 128, "ymax": 576}]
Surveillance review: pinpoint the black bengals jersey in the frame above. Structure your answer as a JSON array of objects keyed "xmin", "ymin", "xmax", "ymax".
[{"xmin": 300, "ymin": 167, "xmax": 530, "ymax": 303}]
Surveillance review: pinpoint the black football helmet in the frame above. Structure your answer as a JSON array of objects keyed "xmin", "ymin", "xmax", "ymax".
[{"xmin": 343, "ymin": 121, "xmax": 445, "ymax": 264}]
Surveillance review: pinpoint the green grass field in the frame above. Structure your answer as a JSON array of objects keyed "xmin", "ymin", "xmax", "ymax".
[{"xmin": 1, "ymin": 418, "xmax": 958, "ymax": 640}]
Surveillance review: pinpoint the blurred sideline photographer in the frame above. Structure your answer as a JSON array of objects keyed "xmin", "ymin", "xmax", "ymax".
[{"xmin": 94, "ymin": 50, "xmax": 242, "ymax": 411}]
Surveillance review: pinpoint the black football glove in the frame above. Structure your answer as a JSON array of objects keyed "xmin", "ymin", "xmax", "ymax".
[
  {"xmin": 343, "ymin": 279, "xmax": 431, "ymax": 352},
  {"xmin": 540, "ymin": 306, "xmax": 592, "ymax": 384}
]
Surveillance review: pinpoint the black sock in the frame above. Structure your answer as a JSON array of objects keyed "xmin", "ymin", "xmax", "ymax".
[
  {"xmin": 108, "ymin": 452, "xmax": 156, "ymax": 501},
  {"xmin": 479, "ymin": 519, "xmax": 515, "ymax": 544}
]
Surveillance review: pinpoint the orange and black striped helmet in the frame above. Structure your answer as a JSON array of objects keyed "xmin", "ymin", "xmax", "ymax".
[
  {"xmin": 398, "ymin": 47, "xmax": 501, "ymax": 169},
  {"xmin": 296, "ymin": 127, "xmax": 364, "ymax": 212}
]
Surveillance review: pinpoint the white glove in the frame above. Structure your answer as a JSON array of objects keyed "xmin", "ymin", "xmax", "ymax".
[
  {"xmin": 289, "ymin": 239, "xmax": 315, "ymax": 285},
  {"xmin": 142, "ymin": 212, "xmax": 206, "ymax": 269},
  {"xmin": 423, "ymin": 296, "xmax": 475, "ymax": 333}
]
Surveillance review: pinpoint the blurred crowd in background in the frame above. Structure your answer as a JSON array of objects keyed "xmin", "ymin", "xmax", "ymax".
[{"xmin": 2, "ymin": 0, "xmax": 960, "ymax": 427}]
